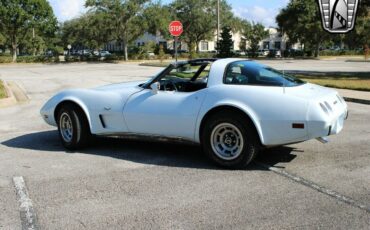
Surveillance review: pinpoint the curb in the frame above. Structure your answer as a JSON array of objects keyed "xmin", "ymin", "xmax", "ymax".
[{"xmin": 0, "ymin": 80, "xmax": 18, "ymax": 108}]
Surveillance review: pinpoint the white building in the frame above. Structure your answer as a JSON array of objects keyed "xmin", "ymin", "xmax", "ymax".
[
  {"xmin": 104, "ymin": 27, "xmax": 300, "ymax": 53},
  {"xmin": 259, "ymin": 27, "xmax": 301, "ymax": 51},
  {"xmin": 135, "ymin": 32, "xmax": 168, "ymax": 49}
]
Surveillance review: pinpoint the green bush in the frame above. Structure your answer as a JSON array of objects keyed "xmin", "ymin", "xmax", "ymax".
[
  {"xmin": 197, "ymin": 52, "xmax": 215, "ymax": 59},
  {"xmin": 16, "ymin": 55, "xmax": 57, "ymax": 63},
  {"xmin": 104, "ymin": 54, "xmax": 121, "ymax": 62},
  {"xmin": 178, "ymin": 53, "xmax": 190, "ymax": 59},
  {"xmin": 319, "ymin": 49, "xmax": 363, "ymax": 56},
  {"xmin": 283, "ymin": 49, "xmax": 305, "ymax": 57},
  {"xmin": 0, "ymin": 56, "xmax": 12, "ymax": 63},
  {"xmin": 65, "ymin": 56, "xmax": 80, "ymax": 62}
]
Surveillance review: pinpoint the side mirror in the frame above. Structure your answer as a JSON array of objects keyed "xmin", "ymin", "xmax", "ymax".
[{"xmin": 150, "ymin": 82, "xmax": 160, "ymax": 94}]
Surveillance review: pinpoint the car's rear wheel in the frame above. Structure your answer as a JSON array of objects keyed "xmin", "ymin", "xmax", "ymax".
[
  {"xmin": 57, "ymin": 103, "xmax": 91, "ymax": 150},
  {"xmin": 201, "ymin": 111, "xmax": 259, "ymax": 169}
]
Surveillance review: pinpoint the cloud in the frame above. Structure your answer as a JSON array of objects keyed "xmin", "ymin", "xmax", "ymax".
[
  {"xmin": 48, "ymin": 0, "xmax": 86, "ymax": 21},
  {"xmin": 233, "ymin": 5, "xmax": 281, "ymax": 27}
]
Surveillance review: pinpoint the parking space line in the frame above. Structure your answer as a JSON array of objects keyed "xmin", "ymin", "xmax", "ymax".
[
  {"xmin": 13, "ymin": 176, "xmax": 39, "ymax": 230},
  {"xmin": 255, "ymin": 162, "xmax": 370, "ymax": 213}
]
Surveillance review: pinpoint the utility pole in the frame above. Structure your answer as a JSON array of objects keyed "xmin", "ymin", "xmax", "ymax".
[{"xmin": 217, "ymin": 0, "xmax": 220, "ymax": 53}]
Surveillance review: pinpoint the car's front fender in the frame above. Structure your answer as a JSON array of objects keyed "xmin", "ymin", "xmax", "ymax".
[{"xmin": 40, "ymin": 90, "xmax": 93, "ymax": 128}]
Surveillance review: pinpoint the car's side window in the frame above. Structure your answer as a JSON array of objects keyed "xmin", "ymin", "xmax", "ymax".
[
  {"xmin": 225, "ymin": 64, "xmax": 249, "ymax": 85},
  {"xmin": 224, "ymin": 61, "xmax": 304, "ymax": 87}
]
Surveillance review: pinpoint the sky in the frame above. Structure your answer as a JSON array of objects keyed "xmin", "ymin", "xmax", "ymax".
[{"xmin": 48, "ymin": 0, "xmax": 289, "ymax": 27}]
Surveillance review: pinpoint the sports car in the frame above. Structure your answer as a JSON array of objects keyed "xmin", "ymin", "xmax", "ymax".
[{"xmin": 41, "ymin": 58, "xmax": 348, "ymax": 169}]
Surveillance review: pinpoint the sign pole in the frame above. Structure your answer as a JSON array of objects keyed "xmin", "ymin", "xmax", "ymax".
[{"xmin": 175, "ymin": 36, "xmax": 178, "ymax": 67}]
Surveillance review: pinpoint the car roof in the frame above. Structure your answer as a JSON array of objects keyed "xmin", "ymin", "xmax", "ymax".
[{"xmin": 171, "ymin": 58, "xmax": 218, "ymax": 66}]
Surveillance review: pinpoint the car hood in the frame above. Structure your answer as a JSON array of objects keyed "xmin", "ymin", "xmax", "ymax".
[
  {"xmin": 286, "ymin": 83, "xmax": 338, "ymax": 100},
  {"xmin": 94, "ymin": 80, "xmax": 145, "ymax": 92}
]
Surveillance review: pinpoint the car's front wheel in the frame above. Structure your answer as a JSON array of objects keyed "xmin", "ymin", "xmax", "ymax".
[
  {"xmin": 201, "ymin": 111, "xmax": 259, "ymax": 169},
  {"xmin": 57, "ymin": 103, "xmax": 91, "ymax": 150}
]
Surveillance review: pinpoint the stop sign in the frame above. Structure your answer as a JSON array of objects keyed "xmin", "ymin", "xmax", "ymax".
[{"xmin": 169, "ymin": 21, "xmax": 183, "ymax": 37}]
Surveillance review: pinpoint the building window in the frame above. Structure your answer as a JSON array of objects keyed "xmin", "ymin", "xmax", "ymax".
[
  {"xmin": 263, "ymin": 42, "xmax": 270, "ymax": 49},
  {"xmin": 275, "ymin": 42, "xmax": 281, "ymax": 50},
  {"xmin": 201, "ymin": 41, "xmax": 209, "ymax": 51}
]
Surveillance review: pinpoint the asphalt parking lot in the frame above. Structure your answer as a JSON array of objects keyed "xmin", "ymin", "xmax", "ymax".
[{"xmin": 0, "ymin": 61, "xmax": 369, "ymax": 229}]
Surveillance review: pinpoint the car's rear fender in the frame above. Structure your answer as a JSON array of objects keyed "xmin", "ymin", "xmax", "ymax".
[{"xmin": 196, "ymin": 100, "xmax": 264, "ymax": 145}]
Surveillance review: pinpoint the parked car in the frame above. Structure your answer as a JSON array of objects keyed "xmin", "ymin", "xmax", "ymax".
[
  {"xmin": 77, "ymin": 49, "xmax": 91, "ymax": 56},
  {"xmin": 99, "ymin": 50, "xmax": 111, "ymax": 57},
  {"xmin": 147, "ymin": 52, "xmax": 155, "ymax": 57},
  {"xmin": 41, "ymin": 58, "xmax": 348, "ymax": 169},
  {"xmin": 258, "ymin": 49, "xmax": 269, "ymax": 57},
  {"xmin": 234, "ymin": 50, "xmax": 246, "ymax": 56}
]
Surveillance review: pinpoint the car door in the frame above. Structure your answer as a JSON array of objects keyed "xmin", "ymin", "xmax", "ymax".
[{"xmin": 123, "ymin": 88, "xmax": 207, "ymax": 141}]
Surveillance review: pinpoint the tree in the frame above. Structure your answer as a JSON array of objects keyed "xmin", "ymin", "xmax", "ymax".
[
  {"xmin": 343, "ymin": 0, "xmax": 369, "ymax": 50},
  {"xmin": 239, "ymin": 19, "xmax": 252, "ymax": 53},
  {"xmin": 86, "ymin": 0, "xmax": 149, "ymax": 61},
  {"xmin": 158, "ymin": 44, "xmax": 165, "ymax": 63},
  {"xmin": 61, "ymin": 12, "xmax": 112, "ymax": 51},
  {"xmin": 216, "ymin": 26, "xmax": 233, "ymax": 58},
  {"xmin": 0, "ymin": 33, "xmax": 6, "ymax": 52},
  {"xmin": 170, "ymin": 0, "xmax": 214, "ymax": 56},
  {"xmin": 243, "ymin": 23, "xmax": 268, "ymax": 58},
  {"xmin": 276, "ymin": 0, "xmax": 332, "ymax": 57},
  {"xmin": 170, "ymin": 0, "xmax": 236, "ymax": 56},
  {"xmin": 0, "ymin": 0, "xmax": 58, "ymax": 62},
  {"xmin": 143, "ymin": 2, "xmax": 172, "ymax": 40}
]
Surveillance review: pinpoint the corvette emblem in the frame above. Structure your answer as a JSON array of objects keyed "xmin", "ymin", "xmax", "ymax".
[{"xmin": 318, "ymin": 0, "xmax": 360, "ymax": 33}]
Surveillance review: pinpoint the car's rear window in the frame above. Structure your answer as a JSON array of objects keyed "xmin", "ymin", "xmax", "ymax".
[{"xmin": 224, "ymin": 61, "xmax": 305, "ymax": 87}]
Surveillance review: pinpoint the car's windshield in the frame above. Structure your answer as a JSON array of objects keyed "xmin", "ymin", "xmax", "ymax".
[
  {"xmin": 224, "ymin": 61, "xmax": 305, "ymax": 87},
  {"xmin": 141, "ymin": 62, "xmax": 210, "ymax": 88}
]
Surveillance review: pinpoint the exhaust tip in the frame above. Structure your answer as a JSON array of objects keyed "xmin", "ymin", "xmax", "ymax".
[{"xmin": 316, "ymin": 137, "xmax": 329, "ymax": 144}]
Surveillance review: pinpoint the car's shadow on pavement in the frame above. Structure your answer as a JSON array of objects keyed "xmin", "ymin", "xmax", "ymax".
[{"xmin": 2, "ymin": 130, "xmax": 299, "ymax": 170}]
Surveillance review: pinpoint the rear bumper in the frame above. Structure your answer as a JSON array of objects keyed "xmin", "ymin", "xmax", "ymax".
[
  {"xmin": 307, "ymin": 99, "xmax": 348, "ymax": 139},
  {"xmin": 328, "ymin": 109, "xmax": 348, "ymax": 135}
]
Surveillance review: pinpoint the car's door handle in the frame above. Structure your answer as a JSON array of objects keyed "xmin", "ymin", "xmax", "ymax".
[{"xmin": 104, "ymin": 107, "xmax": 111, "ymax": 111}]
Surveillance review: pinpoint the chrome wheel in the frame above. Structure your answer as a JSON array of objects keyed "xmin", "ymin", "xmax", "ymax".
[
  {"xmin": 59, "ymin": 112, "xmax": 73, "ymax": 142},
  {"xmin": 210, "ymin": 123, "xmax": 244, "ymax": 160}
]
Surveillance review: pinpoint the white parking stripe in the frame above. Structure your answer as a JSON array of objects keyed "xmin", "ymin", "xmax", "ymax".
[
  {"xmin": 13, "ymin": 176, "xmax": 39, "ymax": 230},
  {"xmin": 256, "ymin": 162, "xmax": 370, "ymax": 213}
]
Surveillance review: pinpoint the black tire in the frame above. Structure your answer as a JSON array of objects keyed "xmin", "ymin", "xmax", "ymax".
[
  {"xmin": 56, "ymin": 103, "xmax": 91, "ymax": 150},
  {"xmin": 201, "ymin": 111, "xmax": 260, "ymax": 169}
]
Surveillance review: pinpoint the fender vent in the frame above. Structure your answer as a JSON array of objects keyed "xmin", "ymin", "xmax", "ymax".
[{"xmin": 99, "ymin": 115, "xmax": 106, "ymax": 128}]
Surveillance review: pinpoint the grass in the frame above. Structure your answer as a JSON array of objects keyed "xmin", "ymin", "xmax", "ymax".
[
  {"xmin": 294, "ymin": 74, "xmax": 370, "ymax": 92},
  {"xmin": 0, "ymin": 80, "xmax": 7, "ymax": 99}
]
